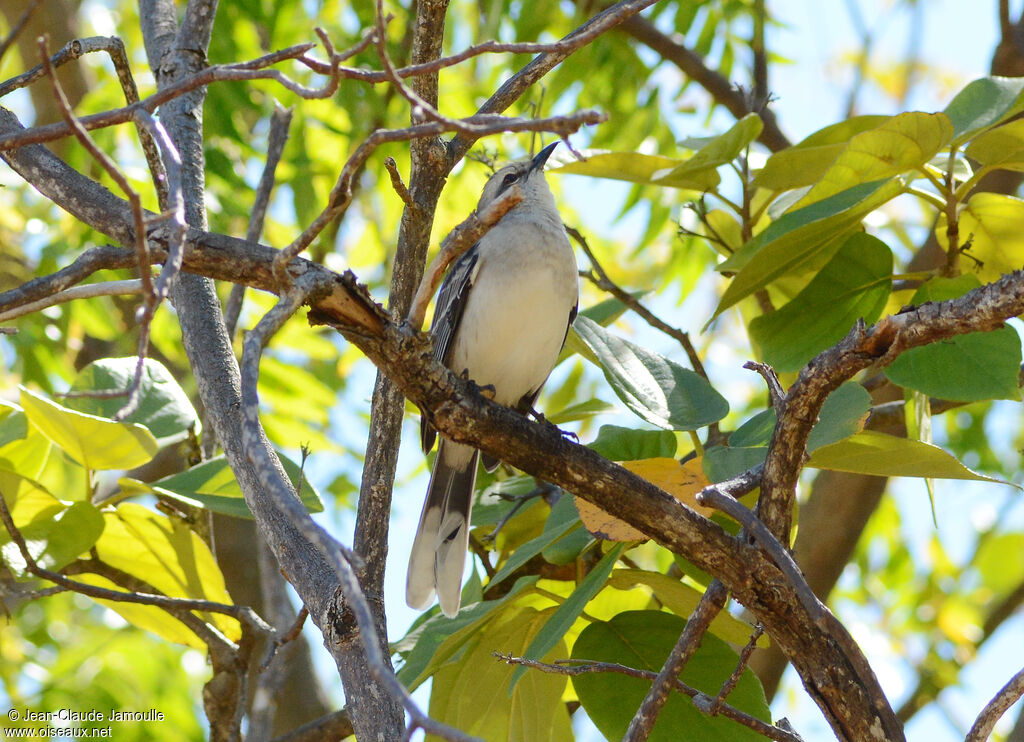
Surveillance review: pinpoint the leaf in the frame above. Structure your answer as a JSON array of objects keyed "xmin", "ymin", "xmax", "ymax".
[
  {"xmin": 964, "ymin": 118, "xmax": 1024, "ymax": 171},
  {"xmin": 509, "ymin": 543, "xmax": 626, "ymax": 688},
  {"xmin": 65, "ymin": 358, "xmax": 200, "ymax": 446},
  {"xmin": 1, "ymin": 501, "xmax": 104, "ymax": 576},
  {"xmin": 749, "ymin": 233, "xmax": 893, "ymax": 372},
  {"xmin": 89, "ymin": 503, "xmax": 241, "ymax": 644},
  {"xmin": 653, "ymin": 114, "xmax": 763, "ymax": 188},
  {"xmin": 702, "ymin": 382, "xmax": 870, "ymax": 482},
  {"xmin": 807, "ymin": 430, "xmax": 1011, "ymax": 484},
  {"xmin": 573, "ymin": 316, "xmax": 729, "ymax": 431},
  {"xmin": 552, "ymin": 150, "xmax": 710, "ymax": 188},
  {"xmin": 118, "ymin": 453, "xmax": 324, "ymax": 518},
  {"xmin": 20, "ymin": 387, "xmax": 158, "ymax": 471},
  {"xmin": 487, "ymin": 498, "xmax": 581, "ymax": 588},
  {"xmin": 713, "ymin": 178, "xmax": 903, "ymax": 318},
  {"xmin": 936, "ymin": 192, "xmax": 1024, "ymax": 283},
  {"xmin": 753, "ymin": 115, "xmax": 891, "ymax": 191},
  {"xmin": 884, "ymin": 275, "xmax": 1023, "ymax": 402},
  {"xmin": 587, "ymin": 424, "xmax": 677, "ymax": 461},
  {"xmin": 428, "ymin": 606, "xmax": 571, "ymax": 741},
  {"xmin": 608, "ymin": 569, "xmax": 767, "ymax": 647},
  {"xmin": 793, "ymin": 112, "xmax": 953, "ymax": 208},
  {"xmin": 572, "ymin": 611, "xmax": 770, "ymax": 742},
  {"xmin": 396, "ymin": 576, "xmax": 538, "ymax": 690},
  {"xmin": 944, "ymin": 76, "xmax": 1024, "ymax": 144},
  {"xmin": 546, "ymin": 397, "xmax": 614, "ymax": 425},
  {"xmin": 577, "ymin": 458, "xmax": 713, "ymax": 542}
]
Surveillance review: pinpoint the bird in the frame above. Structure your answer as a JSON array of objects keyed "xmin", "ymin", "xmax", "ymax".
[{"xmin": 406, "ymin": 142, "xmax": 579, "ymax": 617}]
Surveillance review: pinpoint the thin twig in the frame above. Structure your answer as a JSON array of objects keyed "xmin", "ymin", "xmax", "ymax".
[
  {"xmin": 383, "ymin": 156, "xmax": 415, "ymax": 208},
  {"xmin": 623, "ymin": 581, "xmax": 729, "ymax": 741},
  {"xmin": 225, "ymin": 104, "xmax": 294, "ymax": 339},
  {"xmin": 744, "ymin": 360, "xmax": 786, "ymax": 409},
  {"xmin": 0, "ymin": 490, "xmax": 266, "ymax": 627},
  {"xmin": 494, "ymin": 653, "xmax": 802, "ymax": 742},
  {"xmin": 965, "ymin": 665, "xmax": 1024, "ymax": 742},
  {"xmin": 0, "ymin": 0, "xmax": 42, "ymax": 62},
  {"xmin": 407, "ymin": 184, "xmax": 523, "ymax": 329},
  {"xmin": 0, "ymin": 279, "xmax": 142, "ymax": 322},
  {"xmin": 259, "ymin": 606, "xmax": 310, "ymax": 672},
  {"xmin": 707, "ymin": 623, "xmax": 765, "ymax": 715}
]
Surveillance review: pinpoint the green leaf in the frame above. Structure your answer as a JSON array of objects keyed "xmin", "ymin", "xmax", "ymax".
[
  {"xmin": 607, "ymin": 569, "xmax": 766, "ymax": 647},
  {"xmin": 573, "ymin": 316, "xmax": 729, "ymax": 431},
  {"xmin": 936, "ymin": 192, "xmax": 1024, "ymax": 283},
  {"xmin": 396, "ymin": 576, "xmax": 538, "ymax": 690},
  {"xmin": 20, "ymin": 387, "xmax": 158, "ymax": 471},
  {"xmin": 429, "ymin": 606, "xmax": 571, "ymax": 740},
  {"xmin": 749, "ymin": 233, "xmax": 893, "ymax": 372},
  {"xmin": 118, "ymin": 453, "xmax": 324, "ymax": 519},
  {"xmin": 588, "ymin": 424, "xmax": 677, "ymax": 461},
  {"xmin": 653, "ymin": 114, "xmax": 763, "ymax": 189},
  {"xmin": 553, "ymin": 150, "xmax": 710, "ymax": 188},
  {"xmin": 884, "ymin": 276, "xmax": 1023, "ymax": 402},
  {"xmin": 87, "ymin": 503, "xmax": 241, "ymax": 645},
  {"xmin": 545, "ymin": 397, "xmax": 614, "ymax": 425},
  {"xmin": 510, "ymin": 543, "xmax": 626, "ymax": 688},
  {"xmin": 807, "ymin": 382, "xmax": 873, "ymax": 451},
  {"xmin": 807, "ymin": 430, "xmax": 1011, "ymax": 484},
  {"xmin": 572, "ymin": 611, "xmax": 770, "ymax": 742},
  {"xmin": 964, "ymin": 118, "xmax": 1024, "ymax": 171},
  {"xmin": 703, "ymin": 445, "xmax": 768, "ymax": 483},
  {"xmin": 793, "ymin": 112, "xmax": 952, "ymax": 208},
  {"xmin": 944, "ymin": 76, "xmax": 1024, "ymax": 144},
  {"xmin": 66, "ymin": 358, "xmax": 200, "ymax": 446},
  {"xmin": 713, "ymin": 178, "xmax": 903, "ymax": 318},
  {"xmin": 753, "ymin": 115, "xmax": 891, "ymax": 191},
  {"xmin": 729, "ymin": 409, "xmax": 776, "ymax": 447},
  {"xmin": 1, "ymin": 501, "xmax": 104, "ymax": 576},
  {"xmin": 488, "ymin": 497, "xmax": 581, "ymax": 588}
]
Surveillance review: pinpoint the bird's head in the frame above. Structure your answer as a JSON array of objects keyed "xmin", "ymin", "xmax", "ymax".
[{"xmin": 476, "ymin": 141, "xmax": 559, "ymax": 212}]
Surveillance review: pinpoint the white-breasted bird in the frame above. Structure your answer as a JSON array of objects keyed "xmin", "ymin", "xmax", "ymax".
[{"xmin": 407, "ymin": 142, "xmax": 579, "ymax": 617}]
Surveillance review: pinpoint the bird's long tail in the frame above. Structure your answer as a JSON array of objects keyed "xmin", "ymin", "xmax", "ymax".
[{"xmin": 406, "ymin": 440, "xmax": 478, "ymax": 617}]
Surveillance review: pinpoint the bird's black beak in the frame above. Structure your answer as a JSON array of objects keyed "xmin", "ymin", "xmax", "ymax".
[{"xmin": 530, "ymin": 141, "xmax": 559, "ymax": 174}]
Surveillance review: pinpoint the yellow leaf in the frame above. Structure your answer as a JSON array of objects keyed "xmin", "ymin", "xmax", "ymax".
[
  {"xmin": 935, "ymin": 192, "xmax": 1024, "ymax": 283},
  {"xmin": 576, "ymin": 457, "xmax": 713, "ymax": 541}
]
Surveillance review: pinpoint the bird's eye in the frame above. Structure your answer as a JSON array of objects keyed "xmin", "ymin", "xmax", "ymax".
[{"xmin": 501, "ymin": 172, "xmax": 519, "ymax": 187}]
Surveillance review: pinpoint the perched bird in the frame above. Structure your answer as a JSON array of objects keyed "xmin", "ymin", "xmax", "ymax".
[{"xmin": 407, "ymin": 142, "xmax": 579, "ymax": 617}]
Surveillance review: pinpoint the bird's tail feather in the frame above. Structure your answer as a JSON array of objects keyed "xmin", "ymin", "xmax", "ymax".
[{"xmin": 406, "ymin": 440, "xmax": 478, "ymax": 617}]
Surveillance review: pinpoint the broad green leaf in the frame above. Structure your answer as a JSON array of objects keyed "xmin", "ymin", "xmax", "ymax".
[
  {"xmin": 884, "ymin": 275, "xmax": 1022, "ymax": 401},
  {"xmin": 944, "ymin": 76, "xmax": 1024, "ymax": 144},
  {"xmin": 552, "ymin": 150, "xmax": 711, "ymax": 188},
  {"xmin": 488, "ymin": 497, "xmax": 581, "ymax": 588},
  {"xmin": 429, "ymin": 606, "xmax": 571, "ymax": 741},
  {"xmin": 573, "ymin": 316, "xmax": 729, "ymax": 431},
  {"xmin": 807, "ymin": 430, "xmax": 1010, "ymax": 483},
  {"xmin": 65, "ymin": 358, "xmax": 200, "ymax": 446},
  {"xmin": 118, "ymin": 453, "xmax": 324, "ymax": 518},
  {"xmin": 974, "ymin": 533, "xmax": 1024, "ymax": 594},
  {"xmin": 510, "ymin": 543, "xmax": 626, "ymax": 688},
  {"xmin": 0, "ymin": 407, "xmax": 54, "ymax": 505},
  {"xmin": 729, "ymin": 408, "xmax": 776, "ymax": 447},
  {"xmin": 1, "ymin": 501, "xmax": 103, "ymax": 576},
  {"xmin": 653, "ymin": 114, "xmax": 763, "ymax": 189},
  {"xmin": 753, "ymin": 115, "xmax": 891, "ymax": 191},
  {"xmin": 561, "ymin": 294, "xmax": 641, "ymax": 364},
  {"xmin": 396, "ymin": 576, "xmax": 538, "ymax": 690},
  {"xmin": 964, "ymin": 118, "xmax": 1024, "ymax": 171},
  {"xmin": 936, "ymin": 192, "xmax": 1024, "ymax": 283},
  {"xmin": 794, "ymin": 112, "xmax": 953, "ymax": 208},
  {"xmin": 713, "ymin": 178, "xmax": 903, "ymax": 318},
  {"xmin": 807, "ymin": 382, "xmax": 873, "ymax": 451},
  {"xmin": 608, "ymin": 569, "xmax": 766, "ymax": 647},
  {"xmin": 588, "ymin": 424, "xmax": 677, "ymax": 461},
  {"xmin": 703, "ymin": 445, "xmax": 768, "ymax": 483},
  {"xmin": 572, "ymin": 611, "xmax": 770, "ymax": 742},
  {"xmin": 91, "ymin": 503, "xmax": 241, "ymax": 643},
  {"xmin": 750, "ymin": 233, "xmax": 893, "ymax": 372},
  {"xmin": 20, "ymin": 387, "xmax": 158, "ymax": 471}
]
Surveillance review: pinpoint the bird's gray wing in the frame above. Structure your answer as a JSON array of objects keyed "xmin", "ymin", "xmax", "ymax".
[{"xmin": 420, "ymin": 244, "xmax": 480, "ymax": 454}]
